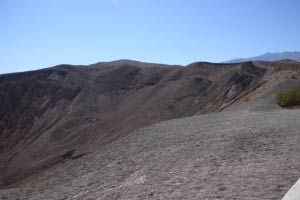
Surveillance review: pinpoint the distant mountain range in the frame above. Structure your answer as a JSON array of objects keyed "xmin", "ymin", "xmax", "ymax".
[{"xmin": 226, "ymin": 51, "xmax": 300, "ymax": 63}]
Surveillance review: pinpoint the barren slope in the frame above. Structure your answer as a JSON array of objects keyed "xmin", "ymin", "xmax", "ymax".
[
  {"xmin": 0, "ymin": 60, "xmax": 299, "ymax": 199},
  {"xmin": 1, "ymin": 77, "xmax": 300, "ymax": 200}
]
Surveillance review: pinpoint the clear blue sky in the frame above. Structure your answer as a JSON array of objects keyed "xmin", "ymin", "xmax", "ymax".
[{"xmin": 0, "ymin": 0, "xmax": 300, "ymax": 74}]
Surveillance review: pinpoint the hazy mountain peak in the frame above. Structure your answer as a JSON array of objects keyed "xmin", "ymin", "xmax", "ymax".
[{"xmin": 226, "ymin": 51, "xmax": 300, "ymax": 63}]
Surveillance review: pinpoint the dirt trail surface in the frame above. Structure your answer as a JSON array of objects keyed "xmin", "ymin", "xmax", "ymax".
[{"xmin": 0, "ymin": 60, "xmax": 300, "ymax": 199}]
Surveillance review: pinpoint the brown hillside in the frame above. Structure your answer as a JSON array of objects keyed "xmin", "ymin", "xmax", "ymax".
[{"xmin": 0, "ymin": 60, "xmax": 299, "ymax": 186}]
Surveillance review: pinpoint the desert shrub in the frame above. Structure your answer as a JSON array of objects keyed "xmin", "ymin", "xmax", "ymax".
[
  {"xmin": 276, "ymin": 86, "xmax": 300, "ymax": 108},
  {"xmin": 244, "ymin": 96, "xmax": 251, "ymax": 102}
]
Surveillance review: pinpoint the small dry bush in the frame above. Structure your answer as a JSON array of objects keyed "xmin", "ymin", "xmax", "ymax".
[
  {"xmin": 244, "ymin": 96, "xmax": 251, "ymax": 102},
  {"xmin": 276, "ymin": 86, "xmax": 300, "ymax": 108}
]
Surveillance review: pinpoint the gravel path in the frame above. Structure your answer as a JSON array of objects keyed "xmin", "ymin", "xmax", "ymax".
[{"xmin": 1, "ymin": 84, "xmax": 300, "ymax": 200}]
